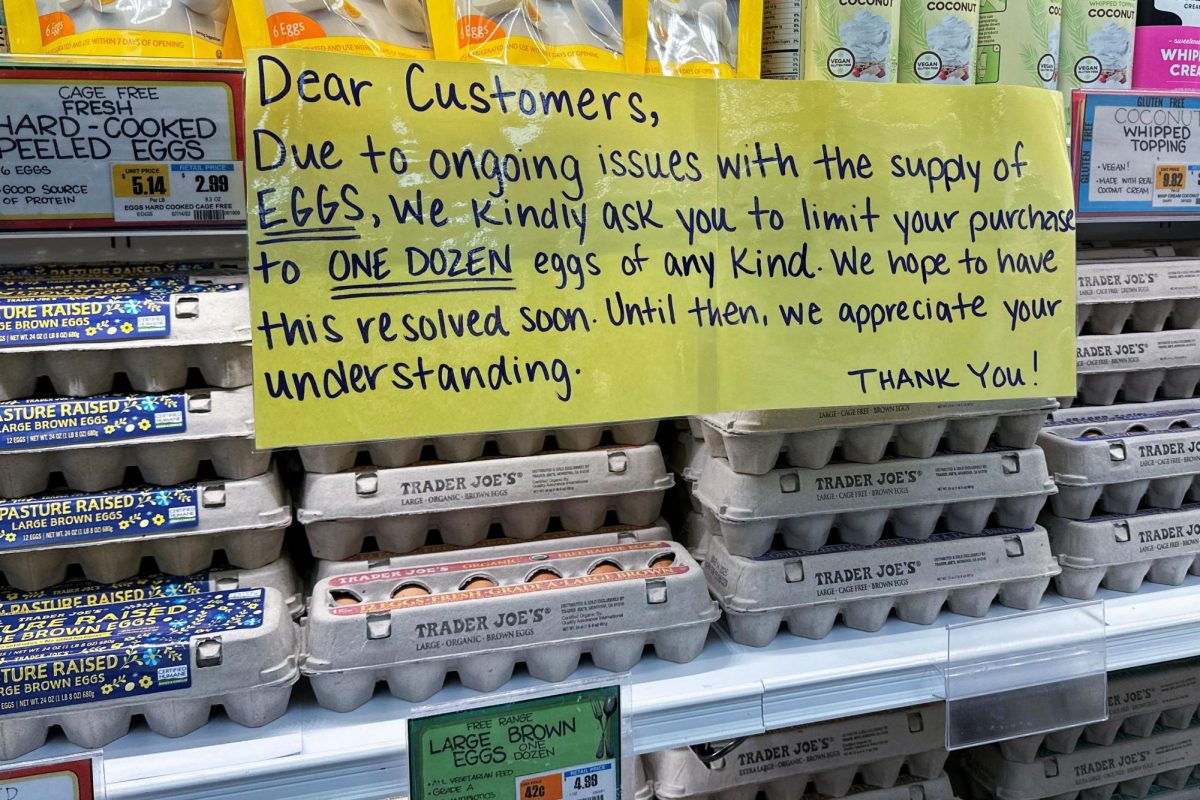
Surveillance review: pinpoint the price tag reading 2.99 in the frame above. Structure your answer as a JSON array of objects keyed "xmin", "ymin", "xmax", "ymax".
[{"xmin": 409, "ymin": 687, "xmax": 621, "ymax": 800}]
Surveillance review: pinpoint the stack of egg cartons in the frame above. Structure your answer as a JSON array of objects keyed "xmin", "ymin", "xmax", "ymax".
[
  {"xmin": 0, "ymin": 261, "xmax": 299, "ymax": 758},
  {"xmin": 296, "ymin": 421, "xmax": 720, "ymax": 711},
  {"xmin": 645, "ymin": 704, "xmax": 952, "ymax": 800},
  {"xmin": 1038, "ymin": 246, "xmax": 1200, "ymax": 601},
  {"xmin": 686, "ymin": 401, "xmax": 1061, "ymax": 645},
  {"xmin": 958, "ymin": 659, "xmax": 1200, "ymax": 800}
]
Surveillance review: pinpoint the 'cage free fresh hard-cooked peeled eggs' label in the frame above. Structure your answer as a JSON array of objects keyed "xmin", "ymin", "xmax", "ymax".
[
  {"xmin": 899, "ymin": 0, "xmax": 980, "ymax": 82},
  {"xmin": 975, "ymin": 0, "xmax": 1060, "ymax": 86},
  {"xmin": 806, "ymin": 0, "xmax": 902, "ymax": 80}
]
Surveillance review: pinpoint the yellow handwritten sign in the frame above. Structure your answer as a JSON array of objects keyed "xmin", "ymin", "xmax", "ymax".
[{"xmin": 245, "ymin": 50, "xmax": 1076, "ymax": 449}]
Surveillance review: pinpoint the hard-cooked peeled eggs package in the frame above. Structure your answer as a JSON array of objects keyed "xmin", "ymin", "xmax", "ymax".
[
  {"xmin": 4, "ymin": 0, "xmax": 239, "ymax": 58},
  {"xmin": 626, "ymin": 0, "xmax": 762, "ymax": 76},
  {"xmin": 233, "ymin": 0, "xmax": 433, "ymax": 58},
  {"xmin": 427, "ymin": 0, "xmax": 629, "ymax": 71}
]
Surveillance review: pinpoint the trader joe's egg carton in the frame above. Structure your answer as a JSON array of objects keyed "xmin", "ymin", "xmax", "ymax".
[
  {"xmin": 705, "ymin": 526, "xmax": 1057, "ymax": 644},
  {"xmin": 1075, "ymin": 331, "xmax": 1200, "ymax": 406},
  {"xmin": 0, "ymin": 588, "xmax": 298, "ymax": 760},
  {"xmin": 0, "ymin": 557, "xmax": 303, "ymax": 618},
  {"xmin": 313, "ymin": 521, "xmax": 671, "ymax": 580},
  {"xmin": 298, "ymin": 445, "xmax": 673, "ymax": 561},
  {"xmin": 298, "ymin": 420, "xmax": 659, "ymax": 472},
  {"xmin": 693, "ymin": 449, "xmax": 1054, "ymax": 558},
  {"xmin": 961, "ymin": 721, "xmax": 1200, "ymax": 800},
  {"xmin": 1045, "ymin": 505, "xmax": 1200, "ymax": 599},
  {"xmin": 645, "ymin": 704, "xmax": 947, "ymax": 800},
  {"xmin": 0, "ymin": 467, "xmax": 290, "ymax": 590},
  {"xmin": 302, "ymin": 540, "xmax": 717, "ymax": 709},
  {"xmin": 1039, "ymin": 402, "xmax": 1200, "ymax": 520},
  {"xmin": 697, "ymin": 398, "xmax": 1055, "ymax": 475},
  {"xmin": 1077, "ymin": 252, "xmax": 1200, "ymax": 335},
  {"xmin": 0, "ymin": 274, "xmax": 250, "ymax": 400},
  {"xmin": 0, "ymin": 387, "xmax": 267, "ymax": 498},
  {"xmin": 999, "ymin": 661, "xmax": 1200, "ymax": 763}
]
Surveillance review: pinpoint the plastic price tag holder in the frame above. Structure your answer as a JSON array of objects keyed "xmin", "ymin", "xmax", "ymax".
[
  {"xmin": 405, "ymin": 676, "xmax": 632, "ymax": 800},
  {"xmin": 0, "ymin": 751, "xmax": 104, "ymax": 799},
  {"xmin": 943, "ymin": 601, "xmax": 1107, "ymax": 750}
]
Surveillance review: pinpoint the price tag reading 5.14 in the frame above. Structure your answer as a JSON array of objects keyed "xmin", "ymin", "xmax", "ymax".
[
  {"xmin": 111, "ymin": 161, "xmax": 246, "ymax": 224},
  {"xmin": 409, "ymin": 686, "xmax": 621, "ymax": 800}
]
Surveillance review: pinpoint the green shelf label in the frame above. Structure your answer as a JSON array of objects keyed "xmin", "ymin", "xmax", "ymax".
[{"xmin": 409, "ymin": 686, "xmax": 622, "ymax": 800}]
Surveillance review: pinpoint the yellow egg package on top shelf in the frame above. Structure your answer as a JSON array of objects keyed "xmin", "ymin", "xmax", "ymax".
[
  {"xmin": 426, "ymin": 0, "xmax": 629, "ymax": 71},
  {"xmin": 4, "ymin": 0, "xmax": 239, "ymax": 59},
  {"xmin": 626, "ymin": 0, "xmax": 761, "ymax": 77},
  {"xmin": 233, "ymin": 0, "xmax": 432, "ymax": 57}
]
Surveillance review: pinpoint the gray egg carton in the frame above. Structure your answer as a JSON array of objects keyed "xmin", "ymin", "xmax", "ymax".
[
  {"xmin": 0, "ymin": 387, "xmax": 268, "ymax": 498},
  {"xmin": 1039, "ymin": 402, "xmax": 1200, "ymax": 521},
  {"xmin": 792, "ymin": 775, "xmax": 958, "ymax": 800},
  {"xmin": 298, "ymin": 444, "xmax": 673, "ymax": 561},
  {"xmin": 302, "ymin": 540, "xmax": 717, "ymax": 710},
  {"xmin": 704, "ymin": 525, "xmax": 1057, "ymax": 644},
  {"xmin": 1076, "ymin": 331, "xmax": 1200, "ymax": 406},
  {"xmin": 1077, "ymin": 255, "xmax": 1200, "ymax": 335},
  {"xmin": 1044, "ymin": 504, "xmax": 1200, "ymax": 599},
  {"xmin": 682, "ymin": 508, "xmax": 717, "ymax": 562},
  {"xmin": 0, "ymin": 468, "xmax": 291, "ymax": 590},
  {"xmin": 298, "ymin": 420, "xmax": 660, "ymax": 472},
  {"xmin": 693, "ymin": 449, "xmax": 1054, "ymax": 558},
  {"xmin": 644, "ymin": 704, "xmax": 947, "ymax": 800},
  {"xmin": 0, "ymin": 557, "xmax": 303, "ymax": 618},
  {"xmin": 961, "ymin": 720, "xmax": 1200, "ymax": 800},
  {"xmin": 999, "ymin": 661, "xmax": 1200, "ymax": 764},
  {"xmin": 1109, "ymin": 777, "xmax": 1200, "ymax": 800},
  {"xmin": 0, "ymin": 279, "xmax": 251, "ymax": 400},
  {"xmin": 696, "ymin": 399, "xmax": 1056, "ymax": 475},
  {"xmin": 0, "ymin": 587, "xmax": 298, "ymax": 761},
  {"xmin": 313, "ymin": 521, "xmax": 672, "ymax": 581}
]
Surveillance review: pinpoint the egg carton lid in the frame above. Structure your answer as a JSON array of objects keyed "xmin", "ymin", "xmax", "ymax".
[
  {"xmin": 699, "ymin": 399, "xmax": 1057, "ymax": 436},
  {"xmin": 0, "ymin": 467, "xmax": 291, "ymax": 556},
  {"xmin": 0, "ymin": 278, "xmax": 249, "ymax": 352},
  {"xmin": 0, "ymin": 557, "xmax": 302, "ymax": 618},
  {"xmin": 313, "ymin": 521, "xmax": 672, "ymax": 580},
  {"xmin": 1110, "ymin": 775, "xmax": 1200, "ymax": 800},
  {"xmin": 693, "ymin": 448, "xmax": 1054, "ymax": 523},
  {"xmin": 1044, "ymin": 504, "xmax": 1200, "ymax": 569},
  {"xmin": 1038, "ymin": 415, "xmax": 1200, "ymax": 488},
  {"xmin": 704, "ymin": 525, "xmax": 1058, "ymax": 615},
  {"xmin": 297, "ymin": 444, "xmax": 672, "ymax": 525},
  {"xmin": 302, "ymin": 540, "xmax": 717, "ymax": 675},
  {"xmin": 0, "ymin": 261, "xmax": 246, "ymax": 282},
  {"xmin": 644, "ymin": 703, "xmax": 944, "ymax": 797},
  {"xmin": 1077, "ymin": 257, "xmax": 1200, "ymax": 305},
  {"xmin": 1076, "ymin": 245, "xmax": 1177, "ymax": 262},
  {"xmin": 1077, "ymin": 330, "xmax": 1200, "ymax": 375},
  {"xmin": 961, "ymin": 719, "xmax": 1200, "ymax": 800},
  {"xmin": 0, "ymin": 386, "xmax": 257, "ymax": 455},
  {"xmin": 1050, "ymin": 399, "xmax": 1200, "ymax": 427},
  {"xmin": 667, "ymin": 432, "xmax": 710, "ymax": 484},
  {"xmin": 0, "ymin": 587, "xmax": 297, "ymax": 724}
]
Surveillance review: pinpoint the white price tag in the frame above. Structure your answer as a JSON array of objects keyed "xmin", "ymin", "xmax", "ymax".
[
  {"xmin": 0, "ymin": 754, "xmax": 102, "ymax": 800},
  {"xmin": 112, "ymin": 161, "xmax": 245, "ymax": 223},
  {"xmin": 517, "ymin": 763, "xmax": 617, "ymax": 800}
]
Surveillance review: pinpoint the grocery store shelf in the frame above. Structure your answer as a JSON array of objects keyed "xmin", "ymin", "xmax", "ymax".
[{"xmin": 11, "ymin": 576, "xmax": 1200, "ymax": 800}]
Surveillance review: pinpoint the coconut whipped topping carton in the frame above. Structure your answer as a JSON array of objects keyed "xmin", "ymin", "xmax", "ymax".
[
  {"xmin": 806, "ymin": 0, "xmax": 901, "ymax": 80},
  {"xmin": 975, "ymin": 0, "xmax": 1061, "ymax": 88},
  {"xmin": 899, "ymin": 0, "xmax": 980, "ymax": 82},
  {"xmin": 1059, "ymin": 0, "xmax": 1136, "ymax": 124}
]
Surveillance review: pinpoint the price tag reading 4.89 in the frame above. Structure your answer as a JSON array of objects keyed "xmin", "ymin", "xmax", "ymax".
[{"xmin": 409, "ymin": 686, "xmax": 621, "ymax": 800}]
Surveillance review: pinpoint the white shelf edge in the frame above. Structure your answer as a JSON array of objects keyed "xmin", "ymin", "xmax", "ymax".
[{"xmin": 13, "ymin": 576, "xmax": 1199, "ymax": 800}]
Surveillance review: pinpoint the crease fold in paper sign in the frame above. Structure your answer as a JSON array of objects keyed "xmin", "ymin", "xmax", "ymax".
[{"xmin": 244, "ymin": 50, "xmax": 1076, "ymax": 449}]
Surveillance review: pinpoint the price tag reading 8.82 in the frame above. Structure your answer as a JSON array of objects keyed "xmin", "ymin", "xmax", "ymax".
[{"xmin": 1153, "ymin": 163, "xmax": 1200, "ymax": 208}]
